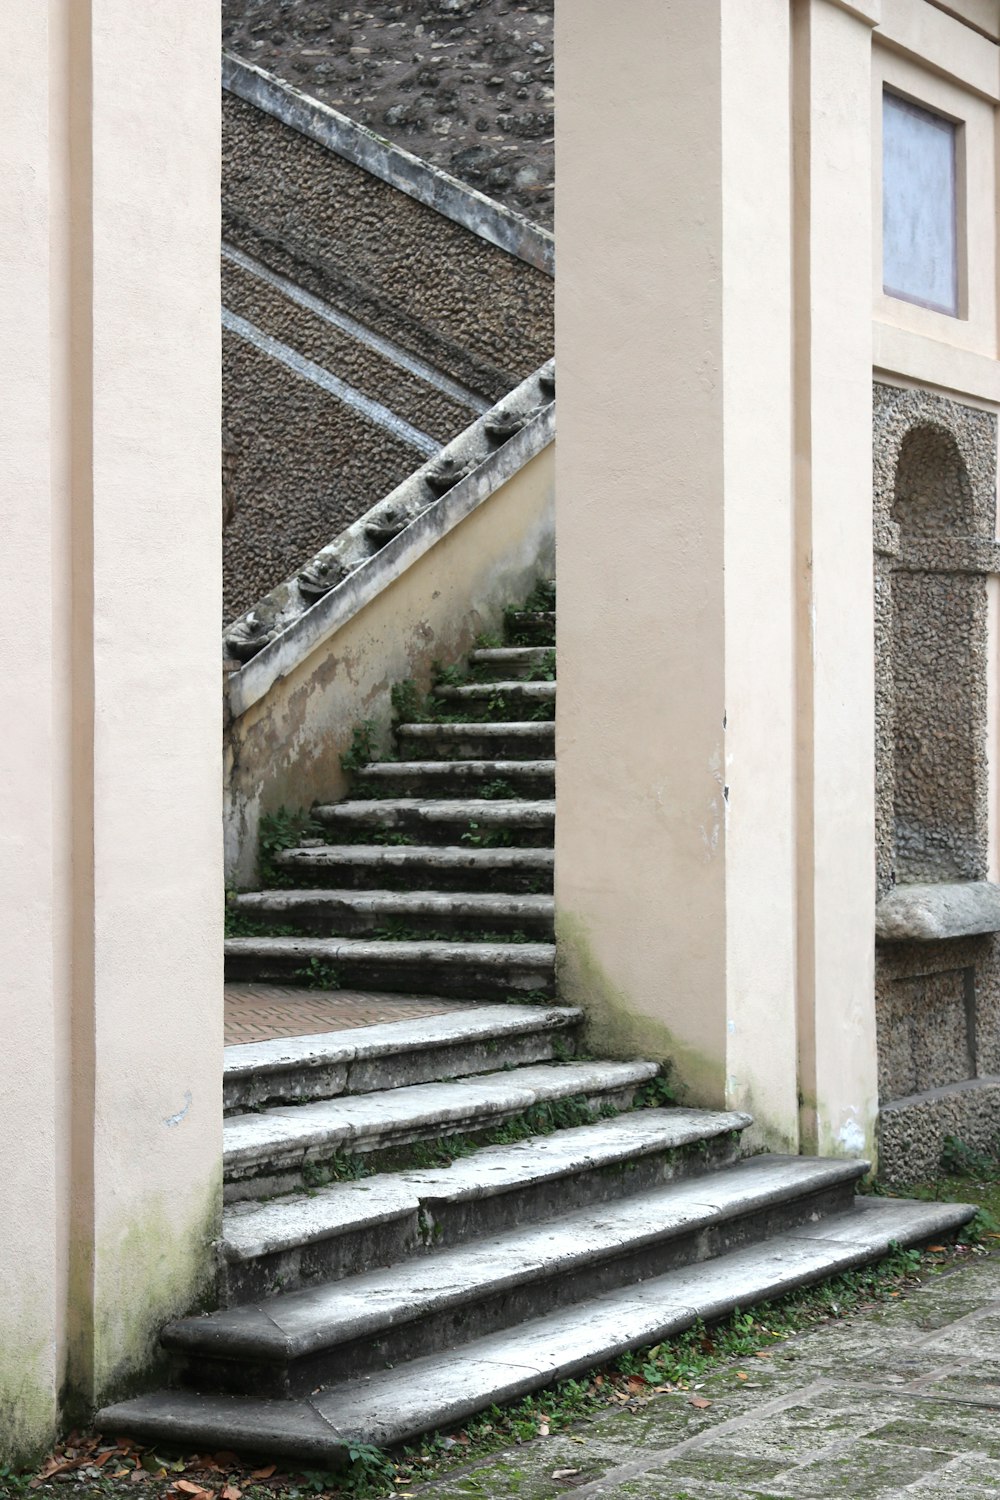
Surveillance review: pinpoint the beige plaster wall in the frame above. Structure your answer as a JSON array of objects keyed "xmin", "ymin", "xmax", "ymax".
[
  {"xmin": 0, "ymin": 0, "xmax": 222, "ymax": 1460},
  {"xmin": 225, "ymin": 448, "xmax": 554, "ymax": 886},
  {"xmin": 555, "ymin": 0, "xmax": 798, "ymax": 1149}
]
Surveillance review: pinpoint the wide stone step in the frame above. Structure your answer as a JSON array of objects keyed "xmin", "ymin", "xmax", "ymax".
[
  {"xmin": 228, "ymin": 887, "xmax": 555, "ymax": 942},
  {"xmin": 223, "ymin": 1003, "xmax": 580, "ymax": 1113},
  {"xmin": 218, "ymin": 1108, "xmax": 750, "ymax": 1302},
  {"xmin": 395, "ymin": 720, "xmax": 554, "ymax": 762},
  {"xmin": 353, "ymin": 759, "xmax": 555, "ymax": 799},
  {"xmin": 468, "ymin": 647, "xmax": 556, "ymax": 680},
  {"xmin": 313, "ymin": 798, "xmax": 555, "ymax": 847},
  {"xmin": 504, "ymin": 608, "xmax": 556, "ymax": 645},
  {"xmin": 274, "ymin": 843, "xmax": 553, "ymax": 893},
  {"xmin": 431, "ymin": 680, "xmax": 555, "ymax": 721},
  {"xmin": 98, "ymin": 1196, "xmax": 974, "ymax": 1460},
  {"xmin": 162, "ymin": 1156, "xmax": 869, "ymax": 1396},
  {"xmin": 222, "ymin": 1058, "xmax": 658, "ymax": 1200},
  {"xmin": 224, "ymin": 935, "xmax": 555, "ymax": 1002}
]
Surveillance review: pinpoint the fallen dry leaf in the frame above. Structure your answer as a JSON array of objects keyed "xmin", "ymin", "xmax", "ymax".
[
  {"xmin": 537, "ymin": 1422, "xmax": 550, "ymax": 1436},
  {"xmin": 552, "ymin": 1469, "xmax": 581, "ymax": 1481},
  {"xmin": 175, "ymin": 1481, "xmax": 211, "ymax": 1496},
  {"xmin": 927, "ymin": 1245, "xmax": 947, "ymax": 1253},
  {"xmin": 250, "ymin": 1467, "xmax": 276, "ymax": 1481},
  {"xmin": 736, "ymin": 1372, "xmax": 748, "ymax": 1381},
  {"xmin": 221, "ymin": 1485, "xmax": 242, "ymax": 1500},
  {"xmin": 688, "ymin": 1396, "xmax": 711, "ymax": 1409},
  {"xmin": 626, "ymin": 1375, "xmax": 647, "ymax": 1394}
]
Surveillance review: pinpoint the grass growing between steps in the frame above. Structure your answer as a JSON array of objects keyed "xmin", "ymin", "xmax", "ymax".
[{"xmin": 5, "ymin": 1238, "xmax": 993, "ymax": 1500}]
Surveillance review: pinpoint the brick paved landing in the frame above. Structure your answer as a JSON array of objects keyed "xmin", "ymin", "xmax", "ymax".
[{"xmin": 224, "ymin": 984, "xmax": 470, "ymax": 1044}]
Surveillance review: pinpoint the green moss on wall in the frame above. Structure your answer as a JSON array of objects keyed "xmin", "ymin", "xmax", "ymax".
[
  {"xmin": 0, "ymin": 1305, "xmax": 57, "ymax": 1467},
  {"xmin": 92, "ymin": 1167, "xmax": 222, "ymax": 1407},
  {"xmin": 556, "ymin": 909, "xmax": 723, "ymax": 1101}
]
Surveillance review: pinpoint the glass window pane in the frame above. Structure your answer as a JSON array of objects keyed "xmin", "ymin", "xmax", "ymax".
[{"xmin": 882, "ymin": 91, "xmax": 958, "ymax": 316}]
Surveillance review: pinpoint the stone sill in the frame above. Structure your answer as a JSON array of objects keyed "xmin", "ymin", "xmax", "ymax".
[
  {"xmin": 879, "ymin": 1074, "xmax": 1000, "ymax": 1114},
  {"xmin": 875, "ymin": 880, "xmax": 1000, "ymax": 942}
]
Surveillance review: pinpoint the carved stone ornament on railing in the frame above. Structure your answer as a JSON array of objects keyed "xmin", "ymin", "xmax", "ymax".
[
  {"xmin": 364, "ymin": 500, "xmax": 425, "ymax": 547},
  {"xmin": 222, "ymin": 358, "xmax": 555, "ymax": 666},
  {"xmin": 484, "ymin": 407, "xmax": 528, "ymax": 445},
  {"xmin": 297, "ymin": 554, "xmax": 352, "ymax": 602},
  {"xmin": 224, "ymin": 609, "xmax": 278, "ymax": 662},
  {"xmin": 425, "ymin": 455, "xmax": 475, "ymax": 496}
]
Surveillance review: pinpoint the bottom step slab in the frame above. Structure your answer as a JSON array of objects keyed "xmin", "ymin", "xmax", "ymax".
[{"xmin": 97, "ymin": 1195, "xmax": 973, "ymax": 1462}]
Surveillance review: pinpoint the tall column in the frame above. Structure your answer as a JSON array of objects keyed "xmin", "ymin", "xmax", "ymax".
[
  {"xmin": 555, "ymin": 0, "xmax": 799, "ymax": 1147},
  {"xmin": 0, "ymin": 1, "xmax": 63, "ymax": 1463},
  {"xmin": 73, "ymin": 0, "xmax": 224, "ymax": 1408},
  {"xmin": 0, "ymin": 0, "xmax": 222, "ymax": 1460},
  {"xmin": 793, "ymin": 0, "xmax": 881, "ymax": 1158}
]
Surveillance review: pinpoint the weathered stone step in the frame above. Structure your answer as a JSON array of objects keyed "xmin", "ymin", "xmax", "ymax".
[
  {"xmin": 274, "ymin": 843, "xmax": 553, "ymax": 893},
  {"xmin": 504, "ymin": 608, "xmax": 556, "ymax": 645},
  {"xmin": 313, "ymin": 798, "xmax": 555, "ymax": 847},
  {"xmin": 229, "ymin": 887, "xmax": 554, "ymax": 942},
  {"xmin": 354, "ymin": 759, "xmax": 555, "ymax": 798},
  {"xmin": 223, "ymin": 1003, "xmax": 579, "ymax": 1114},
  {"xmin": 222, "ymin": 1058, "xmax": 658, "ymax": 1200},
  {"xmin": 395, "ymin": 720, "xmax": 554, "ymax": 762},
  {"xmin": 224, "ymin": 935, "xmax": 555, "ymax": 1003},
  {"xmin": 99, "ymin": 1196, "xmax": 974, "ymax": 1460},
  {"xmin": 162, "ymin": 1156, "xmax": 868, "ymax": 1396},
  {"xmin": 218, "ymin": 1108, "xmax": 749, "ymax": 1302},
  {"xmin": 468, "ymin": 647, "xmax": 555, "ymax": 680},
  {"xmin": 431, "ymin": 680, "xmax": 555, "ymax": 720}
]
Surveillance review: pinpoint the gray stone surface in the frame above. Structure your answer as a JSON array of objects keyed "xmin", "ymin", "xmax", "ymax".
[
  {"xmin": 223, "ymin": 52, "xmax": 554, "ymax": 265},
  {"xmin": 220, "ymin": 4, "xmax": 556, "ymax": 232},
  {"xmin": 222, "ymin": 1058, "xmax": 659, "ymax": 1195},
  {"xmin": 879, "ymin": 1075, "xmax": 1000, "ymax": 1183},
  {"xmin": 166, "ymin": 1156, "xmax": 868, "ymax": 1369},
  {"xmin": 222, "ymin": 1001, "xmax": 575, "ymax": 1110},
  {"xmin": 219, "ymin": 1109, "xmax": 752, "ymax": 1298},
  {"xmin": 877, "ymin": 880, "xmax": 1000, "ymax": 942},
  {"xmin": 223, "ymin": 933, "xmax": 556, "ymax": 1000},
  {"xmin": 229, "ymin": 885, "xmax": 555, "ymax": 937},
  {"xmin": 96, "ymin": 1195, "xmax": 975, "ymax": 1462},
  {"xmin": 312, "ymin": 796, "xmax": 554, "ymax": 836},
  {"xmin": 273, "ymin": 841, "xmax": 554, "ymax": 895},
  {"xmin": 357, "ymin": 758, "xmax": 556, "ymax": 796}
]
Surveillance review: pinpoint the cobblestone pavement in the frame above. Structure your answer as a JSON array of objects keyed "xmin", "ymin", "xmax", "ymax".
[
  {"xmin": 222, "ymin": 0, "xmax": 554, "ymax": 228},
  {"xmin": 224, "ymin": 983, "xmax": 469, "ymax": 1042},
  {"xmin": 417, "ymin": 1253, "xmax": 1000, "ymax": 1499}
]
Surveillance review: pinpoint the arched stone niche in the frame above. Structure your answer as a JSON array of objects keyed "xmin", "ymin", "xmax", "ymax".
[
  {"xmin": 873, "ymin": 383, "xmax": 1000, "ymax": 1183},
  {"xmin": 890, "ymin": 424, "xmax": 983, "ymax": 884},
  {"xmin": 873, "ymin": 386, "xmax": 997, "ymax": 899}
]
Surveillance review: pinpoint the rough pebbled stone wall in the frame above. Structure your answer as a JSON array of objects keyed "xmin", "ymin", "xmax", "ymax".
[
  {"xmin": 873, "ymin": 383, "xmax": 1000, "ymax": 1180},
  {"xmin": 220, "ymin": 0, "xmax": 555, "ymax": 230},
  {"xmin": 222, "ymin": 88, "xmax": 553, "ymax": 623}
]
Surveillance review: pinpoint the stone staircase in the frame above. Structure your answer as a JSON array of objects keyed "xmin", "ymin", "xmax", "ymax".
[
  {"xmin": 224, "ymin": 587, "xmax": 559, "ymax": 1002},
  {"xmin": 99, "ymin": 581, "xmax": 974, "ymax": 1462}
]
